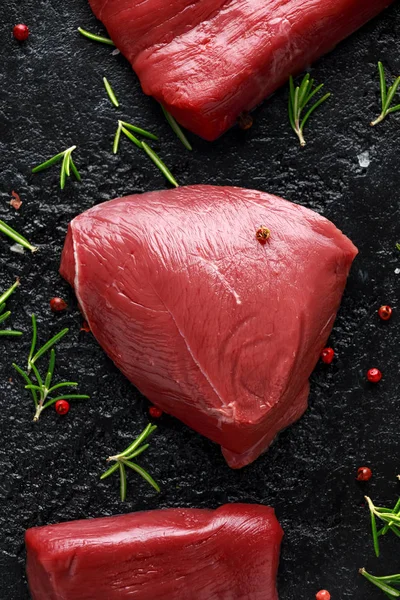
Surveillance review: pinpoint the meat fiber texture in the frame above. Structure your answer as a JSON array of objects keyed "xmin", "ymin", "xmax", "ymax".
[
  {"xmin": 87, "ymin": 0, "xmax": 394, "ymax": 140},
  {"xmin": 60, "ymin": 185, "xmax": 357, "ymax": 468},
  {"xmin": 26, "ymin": 503, "xmax": 283, "ymax": 600}
]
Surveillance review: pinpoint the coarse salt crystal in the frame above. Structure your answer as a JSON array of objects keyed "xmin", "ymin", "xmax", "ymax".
[
  {"xmin": 10, "ymin": 244, "xmax": 25, "ymax": 254},
  {"xmin": 357, "ymin": 151, "xmax": 370, "ymax": 168}
]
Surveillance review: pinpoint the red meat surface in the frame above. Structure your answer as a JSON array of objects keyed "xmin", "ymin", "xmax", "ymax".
[
  {"xmin": 26, "ymin": 503, "xmax": 283, "ymax": 600},
  {"xmin": 87, "ymin": 0, "xmax": 394, "ymax": 140},
  {"xmin": 60, "ymin": 185, "xmax": 357, "ymax": 468}
]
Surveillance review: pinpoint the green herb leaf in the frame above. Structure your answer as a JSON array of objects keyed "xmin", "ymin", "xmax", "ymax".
[
  {"xmin": 28, "ymin": 314, "xmax": 37, "ymax": 367},
  {"xmin": 100, "ymin": 463, "xmax": 120, "ymax": 480},
  {"xmin": 32, "ymin": 146, "xmax": 80, "ymax": 190},
  {"xmin": 103, "ymin": 77, "xmax": 119, "ymax": 108},
  {"xmin": 124, "ymin": 444, "xmax": 149, "ymax": 461},
  {"xmin": 13, "ymin": 363, "xmax": 38, "ymax": 407},
  {"xmin": 44, "ymin": 349, "xmax": 56, "ymax": 390},
  {"xmin": 0, "ymin": 280, "xmax": 20, "ymax": 306},
  {"xmin": 119, "ymin": 121, "xmax": 158, "ymax": 141},
  {"xmin": 161, "ymin": 105, "xmax": 192, "ymax": 151},
  {"xmin": 118, "ymin": 424, "xmax": 156, "ymax": 458},
  {"xmin": 119, "ymin": 463, "xmax": 127, "ymax": 501},
  {"xmin": 78, "ymin": 27, "xmax": 115, "ymax": 46},
  {"xmin": 371, "ymin": 62, "xmax": 400, "ymax": 126},
  {"xmin": 70, "ymin": 157, "xmax": 81, "ymax": 182},
  {"xmin": 47, "ymin": 381, "xmax": 78, "ymax": 394},
  {"xmin": 31, "ymin": 152, "xmax": 65, "ymax": 173},
  {"xmin": 0, "ymin": 330, "xmax": 23, "ymax": 337},
  {"xmin": 101, "ymin": 425, "xmax": 159, "ymax": 501},
  {"xmin": 378, "ymin": 62, "xmax": 387, "ymax": 109},
  {"xmin": 30, "ymin": 327, "xmax": 69, "ymax": 368},
  {"xmin": 113, "ymin": 122, "xmax": 122, "ymax": 154},
  {"xmin": 121, "ymin": 459, "xmax": 160, "ymax": 492},
  {"xmin": 0, "ymin": 311, "xmax": 11, "ymax": 325},
  {"xmin": 288, "ymin": 73, "xmax": 330, "ymax": 146},
  {"xmin": 121, "ymin": 127, "xmax": 144, "ymax": 149},
  {"xmin": 142, "ymin": 142, "xmax": 179, "ymax": 187},
  {"xmin": 0, "ymin": 220, "xmax": 37, "ymax": 253},
  {"xmin": 360, "ymin": 569, "xmax": 400, "ymax": 597}
]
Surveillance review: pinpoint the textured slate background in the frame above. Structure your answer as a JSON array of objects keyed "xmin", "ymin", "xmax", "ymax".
[{"xmin": 1, "ymin": 2, "xmax": 399, "ymax": 599}]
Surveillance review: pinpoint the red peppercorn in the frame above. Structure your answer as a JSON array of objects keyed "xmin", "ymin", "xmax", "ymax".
[
  {"xmin": 378, "ymin": 305, "xmax": 392, "ymax": 321},
  {"xmin": 316, "ymin": 591, "xmax": 331, "ymax": 600},
  {"xmin": 55, "ymin": 399, "xmax": 70, "ymax": 415},
  {"xmin": 80, "ymin": 320, "xmax": 91, "ymax": 332},
  {"xmin": 256, "ymin": 226, "xmax": 270, "ymax": 244},
  {"xmin": 13, "ymin": 24, "xmax": 29, "ymax": 41},
  {"xmin": 357, "ymin": 466, "xmax": 372, "ymax": 482},
  {"xmin": 237, "ymin": 111, "xmax": 253, "ymax": 130},
  {"xmin": 367, "ymin": 368, "xmax": 382, "ymax": 383},
  {"xmin": 50, "ymin": 297, "xmax": 68, "ymax": 312},
  {"xmin": 321, "ymin": 347, "xmax": 335, "ymax": 364},
  {"xmin": 149, "ymin": 406, "xmax": 163, "ymax": 418}
]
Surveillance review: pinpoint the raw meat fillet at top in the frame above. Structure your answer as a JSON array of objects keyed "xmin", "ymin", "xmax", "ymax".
[
  {"xmin": 87, "ymin": 0, "xmax": 394, "ymax": 140},
  {"xmin": 60, "ymin": 185, "xmax": 357, "ymax": 468}
]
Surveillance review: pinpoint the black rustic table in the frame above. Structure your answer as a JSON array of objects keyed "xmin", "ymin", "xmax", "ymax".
[{"xmin": 1, "ymin": 2, "xmax": 399, "ymax": 599}]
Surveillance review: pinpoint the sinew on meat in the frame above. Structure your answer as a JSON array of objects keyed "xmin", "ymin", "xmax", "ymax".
[
  {"xmin": 60, "ymin": 185, "xmax": 357, "ymax": 468},
  {"xmin": 26, "ymin": 503, "xmax": 283, "ymax": 600},
  {"xmin": 87, "ymin": 0, "xmax": 394, "ymax": 140}
]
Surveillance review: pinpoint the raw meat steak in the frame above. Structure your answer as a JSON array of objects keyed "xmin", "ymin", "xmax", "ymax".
[
  {"xmin": 26, "ymin": 503, "xmax": 283, "ymax": 600},
  {"xmin": 60, "ymin": 185, "xmax": 357, "ymax": 468},
  {"xmin": 87, "ymin": 0, "xmax": 394, "ymax": 140}
]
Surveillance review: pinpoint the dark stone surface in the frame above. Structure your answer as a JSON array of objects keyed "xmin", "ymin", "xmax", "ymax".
[{"xmin": 1, "ymin": 2, "xmax": 399, "ymax": 598}]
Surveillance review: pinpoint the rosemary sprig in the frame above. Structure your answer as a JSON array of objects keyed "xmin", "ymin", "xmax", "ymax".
[
  {"xmin": 365, "ymin": 496, "xmax": 400, "ymax": 557},
  {"xmin": 32, "ymin": 146, "xmax": 81, "ymax": 190},
  {"xmin": 113, "ymin": 121, "xmax": 178, "ymax": 186},
  {"xmin": 161, "ymin": 105, "xmax": 192, "ymax": 151},
  {"xmin": 100, "ymin": 424, "xmax": 160, "ymax": 501},
  {"xmin": 0, "ymin": 220, "xmax": 37, "ymax": 253},
  {"xmin": 371, "ymin": 62, "xmax": 400, "ymax": 126},
  {"xmin": 78, "ymin": 27, "xmax": 114, "ymax": 46},
  {"xmin": 103, "ymin": 77, "xmax": 119, "ymax": 108},
  {"xmin": 288, "ymin": 73, "xmax": 331, "ymax": 146},
  {"xmin": 360, "ymin": 569, "xmax": 400, "ymax": 598},
  {"xmin": 113, "ymin": 120, "xmax": 158, "ymax": 153},
  {"xmin": 0, "ymin": 280, "xmax": 22, "ymax": 337},
  {"xmin": 13, "ymin": 315, "xmax": 89, "ymax": 421}
]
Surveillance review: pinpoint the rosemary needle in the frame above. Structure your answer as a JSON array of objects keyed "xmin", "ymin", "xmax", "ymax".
[
  {"xmin": 288, "ymin": 73, "xmax": 331, "ymax": 146},
  {"xmin": 0, "ymin": 279, "xmax": 20, "ymax": 306},
  {"xmin": 360, "ymin": 569, "xmax": 400, "ymax": 598},
  {"xmin": 121, "ymin": 127, "xmax": 144, "ymax": 149},
  {"xmin": 0, "ymin": 280, "xmax": 22, "ymax": 337},
  {"xmin": 78, "ymin": 27, "xmax": 115, "ymax": 46},
  {"xmin": 119, "ymin": 121, "xmax": 158, "ymax": 141},
  {"xmin": 0, "ymin": 220, "xmax": 37, "ymax": 253},
  {"xmin": 142, "ymin": 142, "xmax": 179, "ymax": 187},
  {"xmin": 371, "ymin": 62, "xmax": 400, "ymax": 126},
  {"xmin": 161, "ymin": 104, "xmax": 192, "ymax": 151},
  {"xmin": 103, "ymin": 77, "xmax": 119, "ymax": 108}
]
